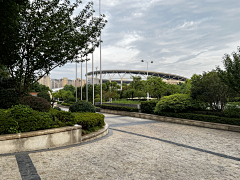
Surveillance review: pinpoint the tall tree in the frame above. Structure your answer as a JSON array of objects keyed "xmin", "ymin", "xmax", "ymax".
[
  {"xmin": 191, "ymin": 70, "xmax": 234, "ymax": 110},
  {"xmin": 216, "ymin": 47, "xmax": 240, "ymax": 94},
  {"xmin": 0, "ymin": 0, "xmax": 107, "ymax": 97},
  {"xmin": 146, "ymin": 76, "xmax": 167, "ymax": 99}
]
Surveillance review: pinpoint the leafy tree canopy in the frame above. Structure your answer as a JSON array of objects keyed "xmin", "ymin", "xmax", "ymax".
[
  {"xmin": 0, "ymin": 0, "xmax": 107, "ymax": 97},
  {"xmin": 63, "ymin": 84, "xmax": 75, "ymax": 94},
  {"xmin": 216, "ymin": 47, "xmax": 240, "ymax": 94}
]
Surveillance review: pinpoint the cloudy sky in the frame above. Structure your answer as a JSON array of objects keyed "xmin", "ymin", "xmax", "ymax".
[{"xmin": 50, "ymin": 0, "xmax": 240, "ymax": 80}]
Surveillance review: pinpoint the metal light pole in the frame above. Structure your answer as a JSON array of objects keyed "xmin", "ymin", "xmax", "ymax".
[
  {"xmin": 99, "ymin": 0, "xmax": 102, "ymax": 104},
  {"xmin": 141, "ymin": 60, "xmax": 153, "ymax": 100}
]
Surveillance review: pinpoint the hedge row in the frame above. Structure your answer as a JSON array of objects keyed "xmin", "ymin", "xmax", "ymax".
[
  {"xmin": 0, "ymin": 105, "xmax": 105, "ymax": 135},
  {"xmin": 141, "ymin": 100, "xmax": 158, "ymax": 114},
  {"xmin": 74, "ymin": 113, "xmax": 104, "ymax": 131},
  {"xmin": 156, "ymin": 112, "xmax": 240, "ymax": 126},
  {"xmin": 100, "ymin": 104, "xmax": 139, "ymax": 112}
]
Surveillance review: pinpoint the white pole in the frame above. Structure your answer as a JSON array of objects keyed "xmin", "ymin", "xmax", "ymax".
[
  {"xmin": 75, "ymin": 61, "xmax": 77, "ymax": 102},
  {"xmin": 100, "ymin": 0, "xmax": 102, "ymax": 104},
  {"xmin": 86, "ymin": 56, "xmax": 88, "ymax": 101},
  {"xmin": 92, "ymin": 4, "xmax": 94, "ymax": 105},
  {"xmin": 81, "ymin": 60, "xmax": 82, "ymax": 100}
]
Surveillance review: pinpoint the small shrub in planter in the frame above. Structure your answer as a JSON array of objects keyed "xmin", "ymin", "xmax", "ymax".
[
  {"xmin": 19, "ymin": 96, "xmax": 51, "ymax": 112},
  {"xmin": 69, "ymin": 101, "xmax": 96, "ymax": 113}
]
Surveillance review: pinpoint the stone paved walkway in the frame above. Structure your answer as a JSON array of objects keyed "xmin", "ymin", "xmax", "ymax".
[{"xmin": 0, "ymin": 113, "xmax": 240, "ymax": 180}]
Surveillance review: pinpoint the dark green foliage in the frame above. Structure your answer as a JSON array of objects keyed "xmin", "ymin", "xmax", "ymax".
[
  {"xmin": 155, "ymin": 94, "xmax": 202, "ymax": 113},
  {"xmin": 61, "ymin": 102, "xmax": 72, "ymax": 106},
  {"xmin": 53, "ymin": 106, "xmax": 61, "ymax": 111},
  {"xmin": 94, "ymin": 98, "xmax": 106, "ymax": 102},
  {"xmin": 156, "ymin": 112, "xmax": 240, "ymax": 126},
  {"xmin": 69, "ymin": 101, "xmax": 96, "ymax": 113},
  {"xmin": 100, "ymin": 104, "xmax": 139, "ymax": 112},
  {"xmin": 0, "ymin": 78, "xmax": 20, "ymax": 109},
  {"xmin": 37, "ymin": 92, "xmax": 51, "ymax": 102},
  {"xmin": 19, "ymin": 96, "xmax": 50, "ymax": 112},
  {"xmin": 54, "ymin": 111, "xmax": 75, "ymax": 126},
  {"xmin": 0, "ymin": 89, "xmax": 19, "ymax": 109},
  {"xmin": 224, "ymin": 105, "xmax": 240, "ymax": 118},
  {"xmin": 0, "ymin": 105, "xmax": 53, "ymax": 134},
  {"xmin": 74, "ymin": 113, "xmax": 105, "ymax": 131},
  {"xmin": 193, "ymin": 111, "xmax": 224, "ymax": 117},
  {"xmin": 141, "ymin": 100, "xmax": 158, "ymax": 114}
]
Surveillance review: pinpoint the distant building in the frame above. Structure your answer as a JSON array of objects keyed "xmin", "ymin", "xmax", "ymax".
[
  {"xmin": 38, "ymin": 76, "xmax": 50, "ymax": 88},
  {"xmin": 88, "ymin": 77, "xmax": 100, "ymax": 85},
  {"xmin": 73, "ymin": 78, "xmax": 86, "ymax": 87}
]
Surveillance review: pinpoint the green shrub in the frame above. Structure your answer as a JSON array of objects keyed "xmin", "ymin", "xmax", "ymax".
[
  {"xmin": 0, "ymin": 105, "xmax": 53, "ymax": 134},
  {"xmin": 100, "ymin": 104, "xmax": 139, "ymax": 112},
  {"xmin": 68, "ymin": 96, "xmax": 76, "ymax": 102},
  {"xmin": 155, "ymin": 94, "xmax": 202, "ymax": 114},
  {"xmin": 19, "ymin": 96, "xmax": 51, "ymax": 112},
  {"xmin": 74, "ymin": 113, "xmax": 105, "ymax": 131},
  {"xmin": 157, "ymin": 111, "xmax": 240, "ymax": 126},
  {"xmin": 69, "ymin": 101, "xmax": 96, "ymax": 113},
  {"xmin": 141, "ymin": 100, "xmax": 158, "ymax": 114},
  {"xmin": 53, "ymin": 106, "xmax": 62, "ymax": 111},
  {"xmin": 224, "ymin": 104, "xmax": 240, "ymax": 118},
  {"xmin": 37, "ymin": 92, "xmax": 51, "ymax": 102}
]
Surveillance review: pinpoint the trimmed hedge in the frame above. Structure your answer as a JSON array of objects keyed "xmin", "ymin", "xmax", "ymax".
[
  {"xmin": 156, "ymin": 112, "xmax": 240, "ymax": 126},
  {"xmin": 19, "ymin": 96, "xmax": 51, "ymax": 112},
  {"xmin": 0, "ymin": 105, "xmax": 53, "ymax": 134},
  {"xmin": 100, "ymin": 104, "xmax": 138, "ymax": 112},
  {"xmin": 69, "ymin": 101, "xmax": 96, "ymax": 113},
  {"xmin": 74, "ymin": 113, "xmax": 105, "ymax": 131},
  {"xmin": 141, "ymin": 100, "xmax": 158, "ymax": 114}
]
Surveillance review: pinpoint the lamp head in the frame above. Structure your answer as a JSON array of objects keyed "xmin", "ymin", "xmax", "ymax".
[
  {"xmin": 151, "ymin": 61, "xmax": 153, "ymax": 63},
  {"xmin": 141, "ymin": 60, "xmax": 144, "ymax": 62}
]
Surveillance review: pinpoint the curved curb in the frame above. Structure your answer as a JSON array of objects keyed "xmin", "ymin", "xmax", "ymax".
[
  {"xmin": 100, "ymin": 109, "xmax": 240, "ymax": 133},
  {"xmin": 82, "ymin": 123, "xmax": 109, "ymax": 143},
  {"xmin": 0, "ymin": 123, "xmax": 109, "ymax": 155}
]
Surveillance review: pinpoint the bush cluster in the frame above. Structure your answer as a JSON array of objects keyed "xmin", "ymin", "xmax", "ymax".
[
  {"xmin": 141, "ymin": 100, "xmax": 158, "ymax": 114},
  {"xmin": 100, "ymin": 104, "xmax": 139, "ymax": 112},
  {"xmin": 74, "ymin": 113, "xmax": 105, "ymax": 131},
  {"xmin": 69, "ymin": 101, "xmax": 96, "ymax": 113},
  {"xmin": 223, "ymin": 104, "xmax": 240, "ymax": 118},
  {"xmin": 0, "ymin": 105, "xmax": 53, "ymax": 134},
  {"xmin": 155, "ymin": 94, "xmax": 202, "ymax": 114},
  {"xmin": 61, "ymin": 102, "xmax": 72, "ymax": 106},
  {"xmin": 19, "ymin": 96, "xmax": 51, "ymax": 112},
  {"xmin": 157, "ymin": 111, "xmax": 240, "ymax": 126}
]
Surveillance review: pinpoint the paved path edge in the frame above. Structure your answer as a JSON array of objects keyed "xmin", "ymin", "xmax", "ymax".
[{"xmin": 100, "ymin": 109, "xmax": 240, "ymax": 133}]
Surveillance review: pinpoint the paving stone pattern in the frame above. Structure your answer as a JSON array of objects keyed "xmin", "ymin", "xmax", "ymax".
[{"xmin": 1, "ymin": 113, "xmax": 240, "ymax": 179}]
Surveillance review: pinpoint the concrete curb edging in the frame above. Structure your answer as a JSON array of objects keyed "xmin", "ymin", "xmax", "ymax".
[
  {"xmin": 0, "ymin": 123, "xmax": 109, "ymax": 155},
  {"xmin": 82, "ymin": 123, "xmax": 109, "ymax": 143},
  {"xmin": 100, "ymin": 109, "xmax": 240, "ymax": 133}
]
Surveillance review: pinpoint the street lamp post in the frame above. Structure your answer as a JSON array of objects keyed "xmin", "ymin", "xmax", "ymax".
[
  {"xmin": 141, "ymin": 60, "xmax": 153, "ymax": 100},
  {"xmin": 99, "ymin": 0, "xmax": 102, "ymax": 105}
]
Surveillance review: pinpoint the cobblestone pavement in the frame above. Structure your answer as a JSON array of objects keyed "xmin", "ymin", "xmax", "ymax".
[{"xmin": 1, "ymin": 113, "xmax": 240, "ymax": 180}]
